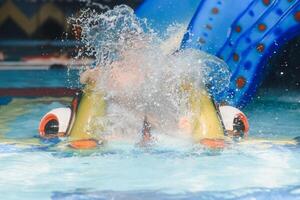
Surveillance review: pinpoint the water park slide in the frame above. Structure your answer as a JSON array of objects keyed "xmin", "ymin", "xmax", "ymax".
[
  {"xmin": 137, "ymin": 0, "xmax": 300, "ymax": 107},
  {"xmin": 135, "ymin": 0, "xmax": 201, "ymax": 35}
]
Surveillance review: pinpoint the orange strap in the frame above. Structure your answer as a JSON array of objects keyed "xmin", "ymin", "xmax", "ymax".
[
  {"xmin": 200, "ymin": 139, "xmax": 225, "ymax": 149},
  {"xmin": 69, "ymin": 139, "xmax": 99, "ymax": 149}
]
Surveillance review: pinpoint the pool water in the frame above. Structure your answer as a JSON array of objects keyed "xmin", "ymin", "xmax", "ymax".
[{"xmin": 0, "ymin": 88, "xmax": 299, "ymax": 200}]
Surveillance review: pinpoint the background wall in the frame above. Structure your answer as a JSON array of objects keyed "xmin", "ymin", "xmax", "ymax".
[
  {"xmin": 0, "ymin": 0, "xmax": 143, "ymax": 61},
  {"xmin": 0, "ymin": 0, "xmax": 143, "ymax": 40}
]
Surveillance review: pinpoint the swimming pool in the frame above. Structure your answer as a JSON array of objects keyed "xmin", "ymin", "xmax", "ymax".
[{"xmin": 0, "ymin": 85, "xmax": 299, "ymax": 199}]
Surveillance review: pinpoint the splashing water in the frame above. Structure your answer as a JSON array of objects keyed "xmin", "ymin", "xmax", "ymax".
[
  {"xmin": 73, "ymin": 5, "xmax": 230, "ymax": 141},
  {"xmin": 73, "ymin": 5, "xmax": 150, "ymax": 67}
]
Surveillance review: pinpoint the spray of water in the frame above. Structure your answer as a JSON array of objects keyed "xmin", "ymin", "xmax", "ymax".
[{"xmin": 72, "ymin": 5, "xmax": 230, "ymax": 141}]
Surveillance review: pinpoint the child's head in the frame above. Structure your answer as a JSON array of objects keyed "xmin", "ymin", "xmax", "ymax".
[
  {"xmin": 105, "ymin": 36, "xmax": 152, "ymax": 92},
  {"xmin": 108, "ymin": 59, "xmax": 145, "ymax": 91}
]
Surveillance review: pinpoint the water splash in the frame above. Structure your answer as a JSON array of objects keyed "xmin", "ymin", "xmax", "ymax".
[
  {"xmin": 73, "ymin": 5, "xmax": 150, "ymax": 67},
  {"xmin": 77, "ymin": 0, "xmax": 111, "ymax": 11},
  {"xmin": 72, "ymin": 5, "xmax": 230, "ymax": 140}
]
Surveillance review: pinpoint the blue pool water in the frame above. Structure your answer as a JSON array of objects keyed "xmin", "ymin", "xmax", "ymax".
[{"xmin": 0, "ymin": 86, "xmax": 299, "ymax": 199}]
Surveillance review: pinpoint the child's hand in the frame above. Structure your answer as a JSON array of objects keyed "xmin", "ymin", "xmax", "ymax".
[{"xmin": 178, "ymin": 116, "xmax": 192, "ymax": 133}]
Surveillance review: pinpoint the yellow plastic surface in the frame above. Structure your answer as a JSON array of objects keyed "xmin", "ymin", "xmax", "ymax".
[
  {"xmin": 185, "ymin": 84, "xmax": 225, "ymax": 141},
  {"xmin": 69, "ymin": 82, "xmax": 224, "ymax": 142},
  {"xmin": 68, "ymin": 85, "xmax": 106, "ymax": 141}
]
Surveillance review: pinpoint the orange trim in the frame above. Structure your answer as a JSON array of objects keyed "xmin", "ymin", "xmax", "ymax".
[
  {"xmin": 236, "ymin": 113, "xmax": 249, "ymax": 133},
  {"xmin": 200, "ymin": 139, "xmax": 225, "ymax": 149},
  {"xmin": 39, "ymin": 114, "xmax": 58, "ymax": 137},
  {"xmin": 69, "ymin": 139, "xmax": 99, "ymax": 149},
  {"xmin": 71, "ymin": 97, "xmax": 78, "ymax": 112}
]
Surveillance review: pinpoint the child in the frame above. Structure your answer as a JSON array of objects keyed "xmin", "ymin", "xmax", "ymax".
[{"xmin": 79, "ymin": 49, "xmax": 193, "ymax": 143}]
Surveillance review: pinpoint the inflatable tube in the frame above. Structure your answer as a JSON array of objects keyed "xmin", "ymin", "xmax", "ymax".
[
  {"xmin": 67, "ymin": 85, "xmax": 106, "ymax": 149},
  {"xmin": 181, "ymin": 0, "xmax": 300, "ymax": 107},
  {"xmin": 64, "ymin": 82, "xmax": 225, "ymax": 149},
  {"xmin": 184, "ymin": 84, "xmax": 225, "ymax": 148}
]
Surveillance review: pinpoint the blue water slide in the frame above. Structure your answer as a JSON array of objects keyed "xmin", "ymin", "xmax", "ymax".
[
  {"xmin": 135, "ymin": 0, "xmax": 201, "ymax": 35},
  {"xmin": 182, "ymin": 0, "xmax": 300, "ymax": 107},
  {"xmin": 137, "ymin": 0, "xmax": 300, "ymax": 107}
]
